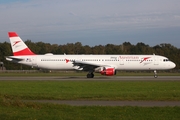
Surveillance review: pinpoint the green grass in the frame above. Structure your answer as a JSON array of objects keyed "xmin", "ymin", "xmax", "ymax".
[
  {"xmin": 0, "ymin": 98, "xmax": 180, "ymax": 120},
  {"xmin": 0, "ymin": 80, "xmax": 180, "ymax": 119},
  {"xmin": 0, "ymin": 80, "xmax": 180, "ymax": 101}
]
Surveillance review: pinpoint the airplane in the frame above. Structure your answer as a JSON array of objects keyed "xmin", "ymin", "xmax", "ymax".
[{"xmin": 6, "ymin": 32, "xmax": 176, "ymax": 78}]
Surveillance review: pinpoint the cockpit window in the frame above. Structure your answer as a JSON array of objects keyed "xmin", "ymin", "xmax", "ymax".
[{"xmin": 163, "ymin": 59, "xmax": 169, "ymax": 62}]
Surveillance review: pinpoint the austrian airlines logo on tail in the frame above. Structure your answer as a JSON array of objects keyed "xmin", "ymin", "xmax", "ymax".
[
  {"xmin": 140, "ymin": 57, "xmax": 151, "ymax": 63},
  {"xmin": 13, "ymin": 41, "xmax": 21, "ymax": 46}
]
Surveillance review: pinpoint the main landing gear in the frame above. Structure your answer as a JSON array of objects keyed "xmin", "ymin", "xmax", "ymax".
[
  {"xmin": 154, "ymin": 70, "xmax": 158, "ymax": 78},
  {"xmin": 87, "ymin": 72, "xmax": 94, "ymax": 78}
]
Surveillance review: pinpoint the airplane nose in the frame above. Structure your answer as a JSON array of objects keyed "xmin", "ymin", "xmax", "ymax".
[
  {"xmin": 172, "ymin": 62, "xmax": 176, "ymax": 68},
  {"xmin": 165, "ymin": 62, "xmax": 176, "ymax": 69}
]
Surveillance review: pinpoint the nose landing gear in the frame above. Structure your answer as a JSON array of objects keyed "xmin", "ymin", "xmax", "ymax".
[{"xmin": 154, "ymin": 70, "xmax": 158, "ymax": 78}]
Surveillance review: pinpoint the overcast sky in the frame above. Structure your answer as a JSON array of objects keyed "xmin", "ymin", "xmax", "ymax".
[{"xmin": 0, "ymin": 0, "xmax": 180, "ymax": 48}]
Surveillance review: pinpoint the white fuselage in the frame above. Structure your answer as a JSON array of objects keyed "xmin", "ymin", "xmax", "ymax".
[{"xmin": 7, "ymin": 54, "xmax": 176, "ymax": 71}]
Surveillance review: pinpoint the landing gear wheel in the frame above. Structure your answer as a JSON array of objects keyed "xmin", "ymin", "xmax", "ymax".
[
  {"xmin": 87, "ymin": 73, "xmax": 94, "ymax": 78},
  {"xmin": 154, "ymin": 70, "xmax": 158, "ymax": 78},
  {"xmin": 154, "ymin": 74, "xmax": 158, "ymax": 78}
]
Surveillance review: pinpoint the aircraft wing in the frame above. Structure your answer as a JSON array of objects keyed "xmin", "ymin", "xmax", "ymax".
[{"xmin": 72, "ymin": 60, "xmax": 111, "ymax": 71}]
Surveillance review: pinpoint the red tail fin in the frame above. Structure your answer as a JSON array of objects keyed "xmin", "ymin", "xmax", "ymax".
[{"xmin": 8, "ymin": 32, "xmax": 35, "ymax": 56}]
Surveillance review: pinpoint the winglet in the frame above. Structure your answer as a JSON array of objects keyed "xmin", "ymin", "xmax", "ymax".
[{"xmin": 8, "ymin": 32, "xmax": 36, "ymax": 56}]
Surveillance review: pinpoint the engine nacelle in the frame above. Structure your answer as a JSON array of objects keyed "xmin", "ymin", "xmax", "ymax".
[{"xmin": 95, "ymin": 67, "xmax": 116, "ymax": 76}]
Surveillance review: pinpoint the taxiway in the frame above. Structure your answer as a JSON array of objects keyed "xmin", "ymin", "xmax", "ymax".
[{"xmin": 0, "ymin": 76, "xmax": 180, "ymax": 81}]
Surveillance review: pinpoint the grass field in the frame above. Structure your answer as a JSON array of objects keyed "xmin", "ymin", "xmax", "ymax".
[
  {"xmin": 0, "ymin": 101, "xmax": 180, "ymax": 120},
  {"xmin": 0, "ymin": 80, "xmax": 180, "ymax": 101},
  {"xmin": 0, "ymin": 73, "xmax": 180, "ymax": 119}
]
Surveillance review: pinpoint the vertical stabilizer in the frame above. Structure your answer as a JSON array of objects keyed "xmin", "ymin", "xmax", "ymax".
[{"xmin": 8, "ymin": 32, "xmax": 35, "ymax": 56}]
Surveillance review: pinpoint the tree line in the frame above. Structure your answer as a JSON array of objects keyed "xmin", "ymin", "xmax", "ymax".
[{"xmin": 0, "ymin": 40, "xmax": 179, "ymax": 70}]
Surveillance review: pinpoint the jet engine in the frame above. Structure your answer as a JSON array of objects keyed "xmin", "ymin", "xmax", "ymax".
[{"xmin": 95, "ymin": 67, "xmax": 116, "ymax": 76}]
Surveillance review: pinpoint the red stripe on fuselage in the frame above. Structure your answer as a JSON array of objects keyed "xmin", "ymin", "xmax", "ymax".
[
  {"xmin": 8, "ymin": 32, "xmax": 18, "ymax": 37},
  {"xmin": 13, "ymin": 48, "xmax": 35, "ymax": 56}
]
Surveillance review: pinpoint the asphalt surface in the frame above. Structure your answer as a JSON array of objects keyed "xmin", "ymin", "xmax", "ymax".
[
  {"xmin": 0, "ymin": 76, "xmax": 180, "ymax": 81},
  {"xmin": 1, "ymin": 76, "xmax": 180, "ymax": 107}
]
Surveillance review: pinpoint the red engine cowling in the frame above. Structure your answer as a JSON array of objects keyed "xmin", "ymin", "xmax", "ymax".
[{"xmin": 100, "ymin": 67, "xmax": 116, "ymax": 76}]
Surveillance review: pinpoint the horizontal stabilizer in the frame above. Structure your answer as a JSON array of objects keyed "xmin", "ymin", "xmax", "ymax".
[{"xmin": 6, "ymin": 56, "xmax": 24, "ymax": 61}]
